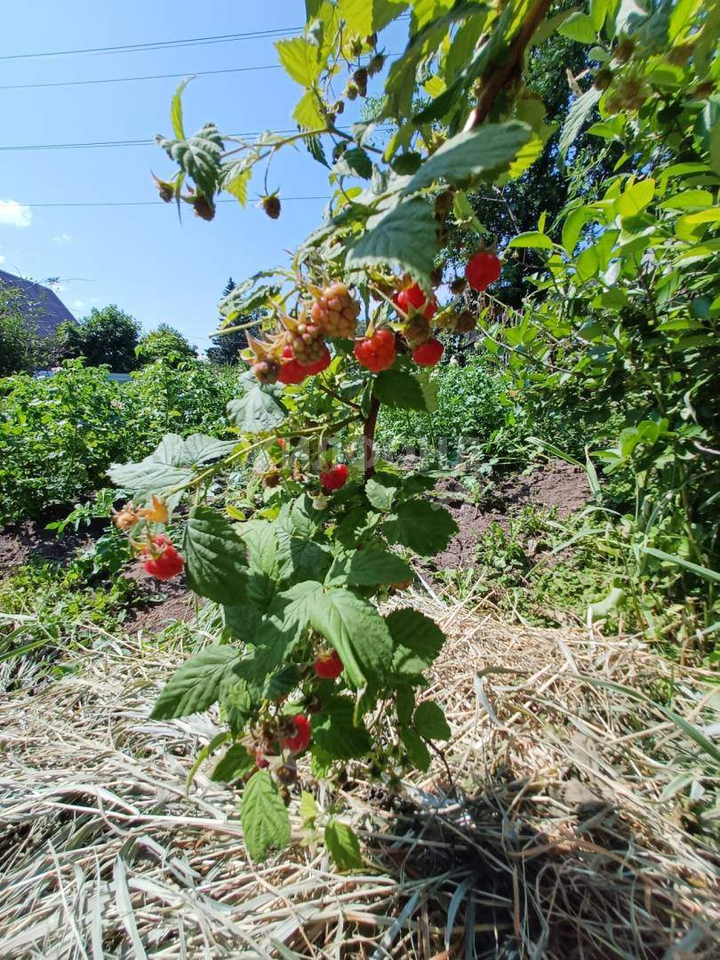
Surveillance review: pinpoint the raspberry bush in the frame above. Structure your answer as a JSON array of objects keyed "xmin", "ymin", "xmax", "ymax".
[{"xmin": 108, "ymin": 0, "xmax": 720, "ymax": 866}]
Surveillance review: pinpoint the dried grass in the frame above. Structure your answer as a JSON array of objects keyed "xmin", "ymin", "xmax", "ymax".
[{"xmin": 1, "ymin": 595, "xmax": 718, "ymax": 958}]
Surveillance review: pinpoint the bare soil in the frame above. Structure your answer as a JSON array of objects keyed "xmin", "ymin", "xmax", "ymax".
[
  {"xmin": 434, "ymin": 459, "xmax": 590, "ymax": 569},
  {"xmin": 0, "ymin": 520, "xmax": 94, "ymax": 574}
]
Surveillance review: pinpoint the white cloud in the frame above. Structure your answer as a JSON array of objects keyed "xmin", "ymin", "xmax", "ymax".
[
  {"xmin": 72, "ymin": 299, "xmax": 86, "ymax": 310},
  {"xmin": 0, "ymin": 255, "xmax": 5, "ymax": 265},
  {"xmin": 52, "ymin": 232, "xmax": 71, "ymax": 243},
  {"xmin": 0, "ymin": 200, "xmax": 32, "ymax": 228}
]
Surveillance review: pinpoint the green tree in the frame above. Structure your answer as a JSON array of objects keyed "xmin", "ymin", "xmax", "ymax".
[
  {"xmin": 0, "ymin": 289, "xmax": 37, "ymax": 375},
  {"xmin": 136, "ymin": 323, "xmax": 198, "ymax": 366},
  {"xmin": 58, "ymin": 305, "xmax": 141, "ymax": 371},
  {"xmin": 206, "ymin": 278, "xmax": 260, "ymax": 365}
]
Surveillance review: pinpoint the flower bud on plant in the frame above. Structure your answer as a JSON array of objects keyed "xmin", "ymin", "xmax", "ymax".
[
  {"xmin": 368, "ymin": 53, "xmax": 385, "ymax": 75},
  {"xmin": 353, "ymin": 67, "xmax": 368, "ymax": 97}
]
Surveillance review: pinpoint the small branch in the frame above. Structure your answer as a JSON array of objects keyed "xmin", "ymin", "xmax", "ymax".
[
  {"xmin": 464, "ymin": 0, "xmax": 554, "ymax": 131},
  {"xmin": 363, "ymin": 395, "xmax": 381, "ymax": 479},
  {"xmin": 317, "ymin": 383, "xmax": 362, "ymax": 411}
]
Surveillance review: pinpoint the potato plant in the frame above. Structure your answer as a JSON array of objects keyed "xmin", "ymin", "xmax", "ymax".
[{"xmin": 109, "ymin": 0, "xmax": 719, "ymax": 862}]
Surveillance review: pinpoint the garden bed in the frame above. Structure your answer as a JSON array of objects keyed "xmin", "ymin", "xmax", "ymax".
[{"xmin": 1, "ymin": 594, "xmax": 718, "ymax": 958}]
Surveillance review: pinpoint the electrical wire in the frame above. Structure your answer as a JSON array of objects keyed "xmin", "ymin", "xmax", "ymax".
[
  {"xmin": 0, "ymin": 27, "xmax": 303, "ymax": 62},
  {"xmin": 0, "ymin": 123, "xmax": 391, "ymax": 152},
  {"xmin": 0, "ymin": 63, "xmax": 283, "ymax": 91},
  {"xmin": 18, "ymin": 196, "xmax": 331, "ymax": 208}
]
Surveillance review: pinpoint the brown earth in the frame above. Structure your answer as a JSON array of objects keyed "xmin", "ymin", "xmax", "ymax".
[
  {"xmin": 434, "ymin": 459, "xmax": 590, "ymax": 569},
  {"xmin": 1, "ymin": 459, "xmax": 589, "ymax": 630}
]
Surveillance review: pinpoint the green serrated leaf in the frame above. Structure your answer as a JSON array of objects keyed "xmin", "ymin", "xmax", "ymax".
[
  {"xmin": 158, "ymin": 123, "xmax": 224, "ymax": 197},
  {"xmin": 222, "ymin": 162, "xmax": 252, "ymax": 206},
  {"xmin": 326, "ymin": 547, "xmax": 413, "ymax": 587},
  {"xmin": 401, "ymin": 122, "xmax": 531, "ymax": 194},
  {"xmin": 276, "ymin": 36, "xmax": 322, "ymax": 87},
  {"xmin": 313, "ymin": 697, "xmax": 373, "ymax": 758},
  {"xmin": 211, "ymin": 743, "xmax": 256, "ymax": 783},
  {"xmin": 414, "ymin": 701, "xmax": 451, "ymax": 740},
  {"xmin": 558, "ymin": 11, "xmax": 597, "ymax": 43},
  {"xmin": 241, "ymin": 770, "xmax": 291, "ymax": 861},
  {"xmin": 325, "ymin": 819, "xmax": 363, "ymax": 871},
  {"xmin": 228, "ymin": 385, "xmax": 287, "ymax": 433},
  {"xmin": 299, "ymin": 790, "xmax": 319, "ymax": 823},
  {"xmin": 387, "ymin": 607, "xmax": 445, "ymax": 675},
  {"xmin": 339, "ymin": 0, "xmax": 407, "ymax": 34},
  {"xmin": 184, "ymin": 507, "xmax": 248, "ymax": 605},
  {"xmin": 108, "ymin": 433, "xmax": 236, "ymax": 504},
  {"xmin": 309, "ymin": 588, "xmax": 393, "ymax": 687},
  {"xmin": 346, "ymin": 198, "xmax": 437, "ymax": 288},
  {"xmin": 333, "ymin": 147, "xmax": 373, "ymax": 180},
  {"xmin": 396, "ymin": 685, "xmax": 415, "ymax": 725},
  {"xmin": 170, "ymin": 78, "xmax": 190, "ymax": 140},
  {"xmin": 365, "ymin": 476, "xmax": 398, "ymax": 511},
  {"xmin": 384, "ymin": 501, "xmax": 457, "ymax": 556},
  {"xmin": 373, "ymin": 368, "xmax": 438, "ymax": 412},
  {"xmin": 151, "ymin": 645, "xmax": 238, "ymax": 720},
  {"xmin": 559, "ymin": 87, "xmax": 601, "ymax": 158},
  {"xmin": 400, "ymin": 727, "xmax": 431, "ymax": 771}
]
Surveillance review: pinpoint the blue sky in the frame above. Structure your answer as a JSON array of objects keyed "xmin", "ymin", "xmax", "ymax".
[{"xmin": 0, "ymin": 2, "xmax": 400, "ymax": 351}]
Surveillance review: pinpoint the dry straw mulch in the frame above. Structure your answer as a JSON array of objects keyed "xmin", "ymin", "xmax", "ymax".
[{"xmin": 1, "ymin": 596, "xmax": 719, "ymax": 958}]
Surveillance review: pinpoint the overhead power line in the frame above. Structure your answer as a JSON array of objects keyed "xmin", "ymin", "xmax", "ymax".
[
  {"xmin": 0, "ymin": 123, "xmax": 391, "ymax": 152},
  {"xmin": 0, "ymin": 63, "xmax": 282, "ymax": 91},
  {"xmin": 0, "ymin": 27, "xmax": 302, "ymax": 62},
  {"xmin": 19, "ymin": 196, "xmax": 331, "ymax": 208}
]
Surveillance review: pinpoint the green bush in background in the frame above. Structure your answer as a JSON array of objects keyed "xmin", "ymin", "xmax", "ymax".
[{"xmin": 0, "ymin": 358, "xmax": 238, "ymax": 525}]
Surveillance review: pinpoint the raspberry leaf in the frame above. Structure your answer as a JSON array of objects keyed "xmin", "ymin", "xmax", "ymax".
[
  {"xmin": 345, "ymin": 197, "xmax": 437, "ymax": 288},
  {"xmin": 325, "ymin": 819, "xmax": 363, "ymax": 871},
  {"xmin": 157, "ymin": 123, "xmax": 224, "ymax": 197},
  {"xmin": 312, "ymin": 697, "xmax": 373, "ymax": 758},
  {"xmin": 414, "ymin": 701, "xmax": 451, "ymax": 740},
  {"xmin": 400, "ymin": 727, "xmax": 431, "ymax": 772},
  {"xmin": 308, "ymin": 588, "xmax": 393, "ymax": 687},
  {"xmin": 241, "ymin": 770, "xmax": 291, "ymax": 861},
  {"xmin": 373, "ymin": 368, "xmax": 438, "ymax": 412},
  {"xmin": 151, "ymin": 645, "xmax": 239, "ymax": 720},
  {"xmin": 275, "ymin": 37, "xmax": 322, "ymax": 87},
  {"xmin": 325, "ymin": 547, "xmax": 412, "ymax": 587},
  {"xmin": 228, "ymin": 383, "xmax": 287, "ymax": 433},
  {"xmin": 183, "ymin": 506, "xmax": 249, "ymax": 604},
  {"xmin": 401, "ymin": 122, "xmax": 532, "ymax": 194},
  {"xmin": 384, "ymin": 501, "xmax": 458, "ymax": 556},
  {"xmin": 364, "ymin": 476, "xmax": 398, "ymax": 511},
  {"xmin": 386, "ymin": 608, "xmax": 445, "ymax": 676},
  {"xmin": 211, "ymin": 744, "xmax": 256, "ymax": 783}
]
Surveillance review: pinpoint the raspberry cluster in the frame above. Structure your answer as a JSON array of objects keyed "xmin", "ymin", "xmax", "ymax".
[
  {"xmin": 286, "ymin": 319, "xmax": 326, "ymax": 367},
  {"xmin": 310, "ymin": 282, "xmax": 360, "ymax": 339},
  {"xmin": 354, "ymin": 328, "xmax": 397, "ymax": 373}
]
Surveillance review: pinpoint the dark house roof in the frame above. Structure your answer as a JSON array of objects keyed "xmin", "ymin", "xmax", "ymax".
[{"xmin": 0, "ymin": 269, "xmax": 77, "ymax": 337}]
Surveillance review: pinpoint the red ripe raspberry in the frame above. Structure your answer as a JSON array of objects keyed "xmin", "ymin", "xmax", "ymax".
[
  {"xmin": 314, "ymin": 649, "xmax": 344, "ymax": 679},
  {"xmin": 465, "ymin": 252, "xmax": 501, "ymax": 292},
  {"xmin": 320, "ymin": 463, "xmax": 349, "ymax": 493},
  {"xmin": 302, "ymin": 345, "xmax": 332, "ymax": 375},
  {"xmin": 310, "ymin": 281, "xmax": 361, "ymax": 339},
  {"xmin": 142, "ymin": 536, "xmax": 184, "ymax": 580},
  {"xmin": 277, "ymin": 345, "xmax": 308, "ymax": 385},
  {"xmin": 394, "ymin": 283, "xmax": 437, "ymax": 320},
  {"xmin": 281, "ymin": 715, "xmax": 311, "ymax": 753},
  {"xmin": 412, "ymin": 338, "xmax": 444, "ymax": 367},
  {"xmin": 354, "ymin": 328, "xmax": 396, "ymax": 373}
]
